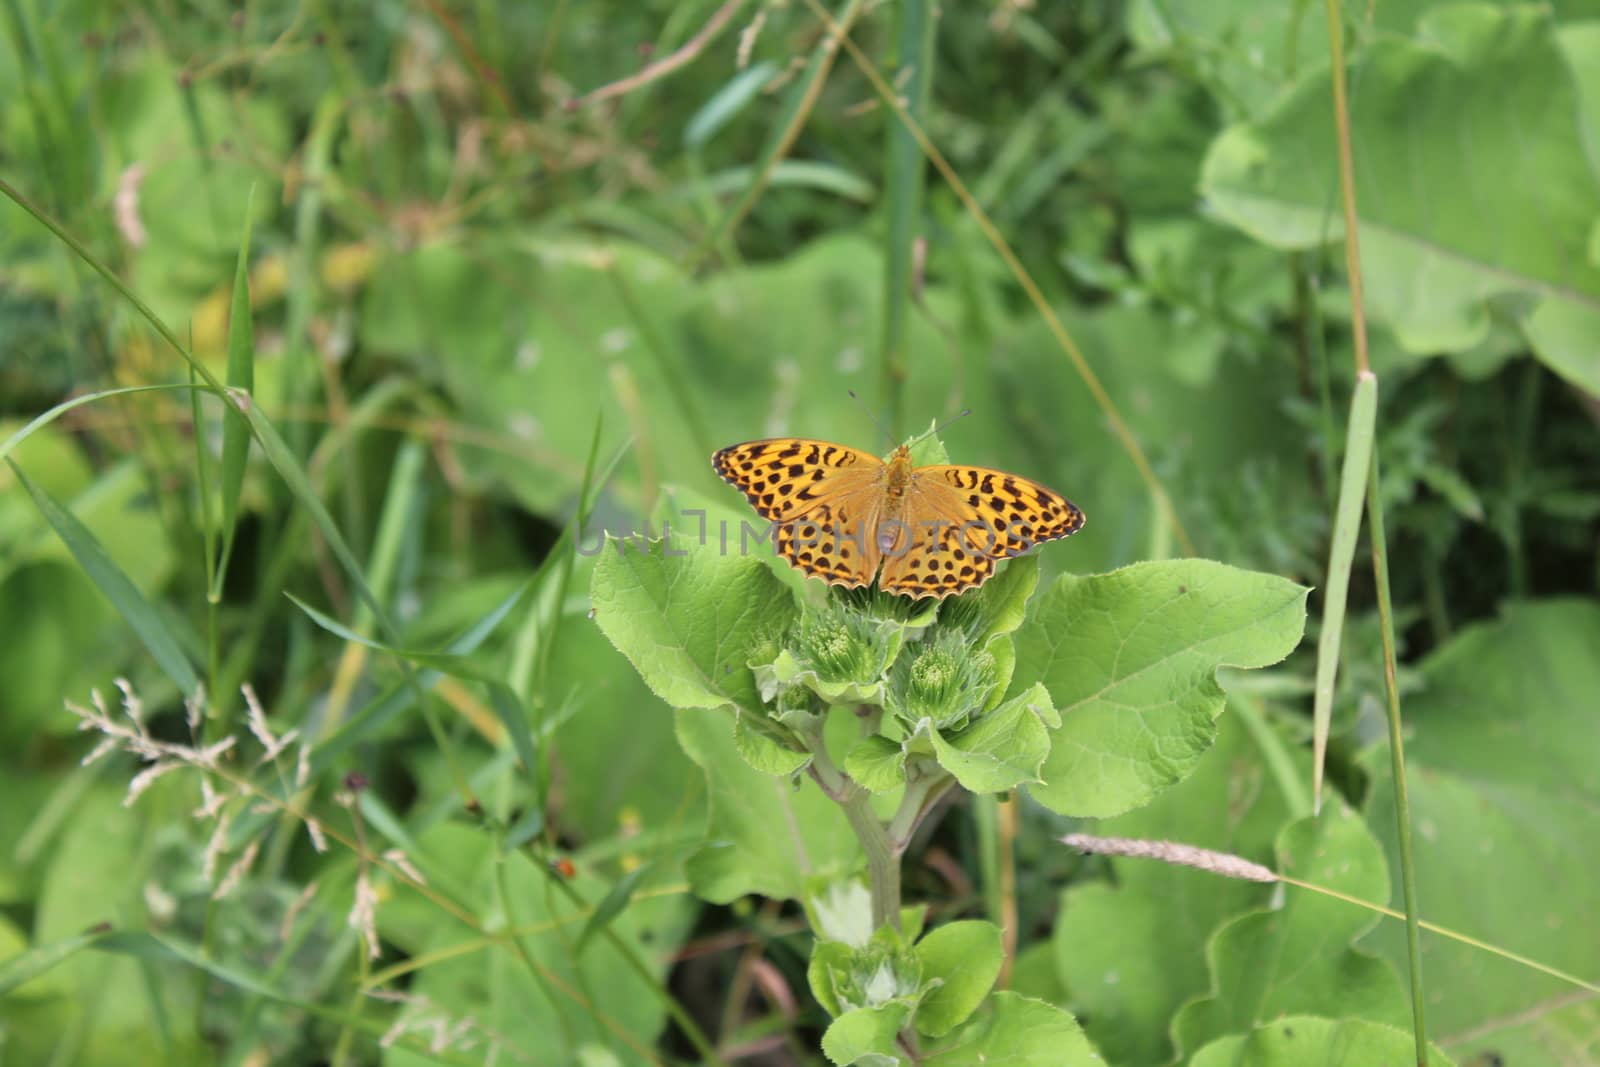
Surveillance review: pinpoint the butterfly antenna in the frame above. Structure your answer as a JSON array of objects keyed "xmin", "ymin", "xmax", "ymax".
[
  {"xmin": 908, "ymin": 408, "xmax": 972, "ymax": 448},
  {"xmin": 847, "ymin": 389, "xmax": 895, "ymax": 450}
]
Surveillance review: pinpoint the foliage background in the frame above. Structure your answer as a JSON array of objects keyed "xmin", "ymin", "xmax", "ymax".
[{"xmin": 1, "ymin": 0, "xmax": 1598, "ymax": 1064}]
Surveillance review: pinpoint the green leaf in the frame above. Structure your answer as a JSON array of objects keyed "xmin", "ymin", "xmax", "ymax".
[
  {"xmin": 809, "ymin": 939, "xmax": 859, "ymax": 1019},
  {"xmin": 591, "ymin": 537, "xmax": 797, "ymax": 713},
  {"xmin": 914, "ymin": 921, "xmax": 1003, "ymax": 1038},
  {"xmin": 8, "ymin": 461, "xmax": 200, "ymax": 698},
  {"xmin": 927, "ymin": 683, "xmax": 1054, "ymax": 795},
  {"xmin": 1199, "ymin": 5, "xmax": 1600, "ymax": 394},
  {"xmin": 1173, "ymin": 806, "xmax": 1407, "ymax": 1057},
  {"xmin": 1053, "ymin": 711, "xmax": 1298, "ymax": 1066},
  {"xmin": 676, "ymin": 707, "xmax": 860, "ymax": 903},
  {"xmin": 923, "ymin": 992, "xmax": 1099, "ymax": 1066},
  {"xmin": 1361, "ymin": 600, "xmax": 1600, "ymax": 1067},
  {"xmin": 821, "ymin": 1001, "xmax": 913, "ymax": 1067},
  {"xmin": 844, "ymin": 734, "xmax": 908, "ymax": 793},
  {"xmin": 1013, "ymin": 559, "xmax": 1307, "ymax": 816},
  {"xmin": 1189, "ymin": 1016, "xmax": 1457, "ymax": 1067},
  {"xmin": 937, "ymin": 554, "xmax": 1039, "ymax": 643},
  {"xmin": 733, "ymin": 710, "xmax": 811, "ymax": 776}
]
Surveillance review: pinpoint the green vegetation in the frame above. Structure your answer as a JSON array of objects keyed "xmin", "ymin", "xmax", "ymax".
[{"xmin": 2, "ymin": 1, "xmax": 1598, "ymax": 1064}]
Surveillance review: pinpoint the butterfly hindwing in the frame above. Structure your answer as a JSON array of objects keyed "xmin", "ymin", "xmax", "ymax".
[
  {"xmin": 876, "ymin": 510, "xmax": 996, "ymax": 598},
  {"xmin": 772, "ymin": 489, "xmax": 884, "ymax": 589}
]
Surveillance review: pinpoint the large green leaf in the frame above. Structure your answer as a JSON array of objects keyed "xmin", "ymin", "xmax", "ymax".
[
  {"xmin": 1190, "ymin": 1016, "xmax": 1456, "ymax": 1067},
  {"xmin": 676, "ymin": 706, "xmax": 860, "ymax": 904},
  {"xmin": 1361, "ymin": 600, "xmax": 1600, "ymax": 1066},
  {"xmin": 546, "ymin": 575, "xmax": 706, "ymax": 847},
  {"xmin": 926, "ymin": 683, "xmax": 1055, "ymax": 795},
  {"xmin": 1012, "ymin": 559, "xmax": 1307, "ymax": 817},
  {"xmin": 1173, "ymin": 807, "xmax": 1408, "ymax": 1056},
  {"xmin": 914, "ymin": 920, "xmax": 1004, "ymax": 1038},
  {"xmin": 590, "ymin": 536, "xmax": 797, "ymax": 714},
  {"xmin": 1200, "ymin": 5, "xmax": 1600, "ymax": 395},
  {"xmin": 923, "ymin": 993, "xmax": 1100, "ymax": 1066},
  {"xmin": 26, "ymin": 788, "xmax": 204, "ymax": 1064},
  {"xmin": 1053, "ymin": 711, "xmax": 1299, "ymax": 1066},
  {"xmin": 382, "ymin": 823, "xmax": 697, "ymax": 1067}
]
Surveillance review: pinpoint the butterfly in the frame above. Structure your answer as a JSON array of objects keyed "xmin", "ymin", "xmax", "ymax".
[{"xmin": 712, "ymin": 438, "xmax": 1084, "ymax": 599}]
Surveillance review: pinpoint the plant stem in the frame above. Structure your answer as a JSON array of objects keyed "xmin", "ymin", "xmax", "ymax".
[
  {"xmin": 805, "ymin": 715, "xmax": 905, "ymax": 931},
  {"xmin": 842, "ymin": 791, "xmax": 901, "ymax": 932}
]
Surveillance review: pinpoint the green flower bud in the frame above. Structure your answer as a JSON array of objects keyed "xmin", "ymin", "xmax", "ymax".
[{"xmin": 887, "ymin": 632, "xmax": 999, "ymax": 729}]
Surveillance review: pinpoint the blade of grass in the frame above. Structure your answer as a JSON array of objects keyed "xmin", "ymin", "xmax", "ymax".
[
  {"xmin": 8, "ymin": 460, "xmax": 201, "ymax": 698},
  {"xmin": 0, "ymin": 926, "xmax": 112, "ymax": 995},
  {"xmin": 310, "ymin": 577, "xmax": 535, "ymax": 773},
  {"xmin": 92, "ymin": 933, "xmax": 477, "ymax": 1064},
  {"xmin": 880, "ymin": 0, "xmax": 937, "ymax": 444},
  {"xmin": 0, "ymin": 176, "xmax": 402, "ymax": 640},
  {"xmin": 323, "ymin": 437, "xmax": 426, "ymax": 732},
  {"xmin": 1366, "ymin": 438, "xmax": 1429, "ymax": 1064},
  {"xmin": 0, "ymin": 384, "xmax": 207, "ymax": 465},
  {"xmin": 1309, "ymin": 370, "xmax": 1375, "ymax": 811},
  {"xmin": 215, "ymin": 188, "xmax": 257, "ymax": 595},
  {"xmin": 684, "ymin": 61, "xmax": 779, "ymax": 149},
  {"xmin": 801, "ymin": 0, "xmax": 1196, "ymax": 555},
  {"xmin": 574, "ymin": 863, "xmax": 654, "ymax": 955},
  {"xmin": 1321, "ymin": 0, "xmax": 1427, "ymax": 1059}
]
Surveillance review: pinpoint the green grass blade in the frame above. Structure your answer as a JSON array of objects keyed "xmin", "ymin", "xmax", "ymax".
[
  {"xmin": 684, "ymin": 61, "xmax": 778, "ymax": 149},
  {"xmin": 0, "ymin": 926, "xmax": 111, "ymax": 995},
  {"xmin": 1367, "ymin": 429, "xmax": 1431, "ymax": 1061},
  {"xmin": 8, "ymin": 460, "xmax": 201, "ymax": 698},
  {"xmin": 285, "ymin": 593, "xmax": 501, "ymax": 682},
  {"xmin": 239, "ymin": 402, "xmax": 396, "ymax": 640},
  {"xmin": 575, "ymin": 863, "xmax": 653, "ymax": 954},
  {"xmin": 0, "ymin": 384, "xmax": 205, "ymax": 466},
  {"xmin": 485, "ymin": 682, "xmax": 540, "ymax": 783},
  {"xmin": 1310, "ymin": 370, "xmax": 1376, "ymax": 811},
  {"xmin": 91, "ymin": 933, "xmax": 474, "ymax": 1063},
  {"xmin": 215, "ymin": 189, "xmax": 258, "ymax": 594},
  {"xmin": 312, "ymin": 578, "xmax": 534, "ymax": 772}
]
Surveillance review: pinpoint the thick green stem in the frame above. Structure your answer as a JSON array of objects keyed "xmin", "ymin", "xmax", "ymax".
[
  {"xmin": 805, "ymin": 716, "xmax": 905, "ymax": 932},
  {"xmin": 842, "ymin": 791, "xmax": 901, "ymax": 932}
]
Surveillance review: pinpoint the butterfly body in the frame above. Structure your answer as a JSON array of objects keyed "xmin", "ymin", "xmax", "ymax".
[{"xmin": 712, "ymin": 437, "xmax": 1084, "ymax": 599}]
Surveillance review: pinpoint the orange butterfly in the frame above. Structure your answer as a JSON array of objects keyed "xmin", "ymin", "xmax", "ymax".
[{"xmin": 712, "ymin": 438, "xmax": 1084, "ymax": 599}]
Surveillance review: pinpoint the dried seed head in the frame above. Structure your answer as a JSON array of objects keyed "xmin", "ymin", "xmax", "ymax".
[{"xmin": 1061, "ymin": 833, "xmax": 1277, "ymax": 883}]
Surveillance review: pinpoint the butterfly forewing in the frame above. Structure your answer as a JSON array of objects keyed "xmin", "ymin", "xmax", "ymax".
[
  {"xmin": 712, "ymin": 439, "xmax": 881, "ymax": 522},
  {"xmin": 713, "ymin": 438, "xmax": 886, "ymax": 587},
  {"xmin": 922, "ymin": 465, "xmax": 1085, "ymax": 557}
]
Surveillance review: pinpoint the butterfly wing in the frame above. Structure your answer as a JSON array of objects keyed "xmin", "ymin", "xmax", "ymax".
[
  {"xmin": 877, "ymin": 465, "xmax": 1084, "ymax": 599},
  {"xmin": 712, "ymin": 439, "xmax": 886, "ymax": 588}
]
